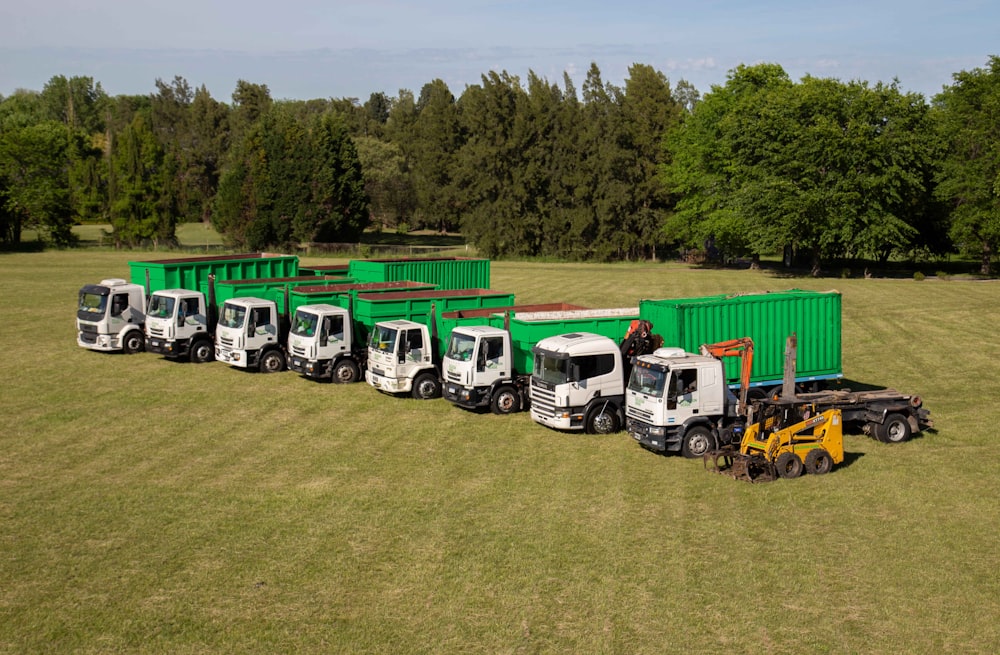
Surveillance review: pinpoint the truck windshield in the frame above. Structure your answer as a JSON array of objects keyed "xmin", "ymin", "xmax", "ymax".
[
  {"xmin": 628, "ymin": 366, "xmax": 667, "ymax": 397},
  {"xmin": 219, "ymin": 303, "xmax": 246, "ymax": 329},
  {"xmin": 291, "ymin": 311, "xmax": 319, "ymax": 337},
  {"xmin": 534, "ymin": 353, "xmax": 568, "ymax": 385},
  {"xmin": 445, "ymin": 332, "xmax": 476, "ymax": 361},
  {"xmin": 147, "ymin": 294, "xmax": 176, "ymax": 319},
  {"xmin": 369, "ymin": 325, "xmax": 399, "ymax": 353},
  {"xmin": 78, "ymin": 289, "xmax": 109, "ymax": 318}
]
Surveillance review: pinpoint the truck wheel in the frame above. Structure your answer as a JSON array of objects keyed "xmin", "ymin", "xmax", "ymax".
[
  {"xmin": 412, "ymin": 373, "xmax": 441, "ymax": 400},
  {"xmin": 332, "ymin": 359, "xmax": 360, "ymax": 384},
  {"xmin": 775, "ymin": 452, "xmax": 803, "ymax": 479},
  {"xmin": 123, "ymin": 331, "xmax": 144, "ymax": 354},
  {"xmin": 585, "ymin": 405, "xmax": 620, "ymax": 435},
  {"xmin": 260, "ymin": 350, "xmax": 286, "ymax": 373},
  {"xmin": 491, "ymin": 386, "xmax": 520, "ymax": 414},
  {"xmin": 681, "ymin": 426, "xmax": 714, "ymax": 458},
  {"xmin": 804, "ymin": 449, "xmax": 833, "ymax": 475},
  {"xmin": 875, "ymin": 413, "xmax": 912, "ymax": 443},
  {"xmin": 189, "ymin": 339, "xmax": 214, "ymax": 363}
]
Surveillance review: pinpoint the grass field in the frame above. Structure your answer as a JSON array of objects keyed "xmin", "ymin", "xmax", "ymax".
[{"xmin": 1, "ymin": 251, "xmax": 998, "ymax": 654}]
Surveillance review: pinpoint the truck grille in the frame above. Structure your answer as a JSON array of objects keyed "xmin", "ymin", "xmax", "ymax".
[
  {"xmin": 290, "ymin": 344, "xmax": 306, "ymax": 356},
  {"xmin": 530, "ymin": 385, "xmax": 557, "ymax": 418},
  {"xmin": 147, "ymin": 325, "xmax": 166, "ymax": 337},
  {"xmin": 445, "ymin": 371, "xmax": 461, "ymax": 382},
  {"xmin": 218, "ymin": 335, "xmax": 234, "ymax": 347},
  {"xmin": 626, "ymin": 405, "xmax": 654, "ymax": 421},
  {"xmin": 79, "ymin": 323, "xmax": 98, "ymax": 334}
]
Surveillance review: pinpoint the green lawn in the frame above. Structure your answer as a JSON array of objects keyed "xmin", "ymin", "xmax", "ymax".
[{"xmin": 1, "ymin": 251, "xmax": 997, "ymax": 654}]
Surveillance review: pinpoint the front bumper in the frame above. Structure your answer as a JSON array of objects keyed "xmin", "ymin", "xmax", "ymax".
[
  {"xmin": 289, "ymin": 356, "xmax": 330, "ymax": 379},
  {"xmin": 216, "ymin": 347, "xmax": 251, "ymax": 368},
  {"xmin": 366, "ymin": 369, "xmax": 410, "ymax": 394}
]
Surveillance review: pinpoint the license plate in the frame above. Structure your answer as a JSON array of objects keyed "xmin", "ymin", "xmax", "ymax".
[
  {"xmin": 150, "ymin": 340, "xmax": 160, "ymax": 347},
  {"xmin": 447, "ymin": 386, "xmax": 456, "ymax": 394}
]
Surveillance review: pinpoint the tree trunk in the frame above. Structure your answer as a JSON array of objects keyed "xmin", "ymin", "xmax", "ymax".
[{"xmin": 981, "ymin": 241, "xmax": 993, "ymax": 276}]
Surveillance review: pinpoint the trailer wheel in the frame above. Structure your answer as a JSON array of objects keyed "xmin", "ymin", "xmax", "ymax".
[
  {"xmin": 491, "ymin": 386, "xmax": 520, "ymax": 414},
  {"xmin": 260, "ymin": 350, "xmax": 286, "ymax": 373},
  {"xmin": 332, "ymin": 359, "xmax": 360, "ymax": 384},
  {"xmin": 412, "ymin": 373, "xmax": 441, "ymax": 400},
  {"xmin": 681, "ymin": 426, "xmax": 714, "ymax": 459},
  {"xmin": 775, "ymin": 452, "xmax": 803, "ymax": 479},
  {"xmin": 585, "ymin": 405, "xmax": 620, "ymax": 435},
  {"xmin": 189, "ymin": 339, "xmax": 214, "ymax": 363},
  {"xmin": 876, "ymin": 413, "xmax": 912, "ymax": 443},
  {"xmin": 123, "ymin": 330, "xmax": 144, "ymax": 354},
  {"xmin": 804, "ymin": 449, "xmax": 833, "ymax": 475}
]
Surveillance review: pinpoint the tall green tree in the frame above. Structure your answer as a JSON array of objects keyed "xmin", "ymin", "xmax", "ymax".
[
  {"xmin": 934, "ymin": 55, "xmax": 1000, "ymax": 275},
  {"xmin": 666, "ymin": 64, "xmax": 936, "ymax": 273},
  {"xmin": 109, "ymin": 112, "xmax": 177, "ymax": 247},
  {"xmin": 408, "ymin": 79, "xmax": 462, "ymax": 232},
  {"xmin": 354, "ymin": 135, "xmax": 415, "ymax": 231},
  {"xmin": 455, "ymin": 71, "xmax": 528, "ymax": 257},
  {"xmin": 304, "ymin": 112, "xmax": 369, "ymax": 242},
  {"xmin": 213, "ymin": 106, "xmax": 369, "ymax": 250},
  {"xmin": 618, "ymin": 63, "xmax": 681, "ymax": 260},
  {"xmin": 0, "ymin": 120, "xmax": 75, "ymax": 246}
]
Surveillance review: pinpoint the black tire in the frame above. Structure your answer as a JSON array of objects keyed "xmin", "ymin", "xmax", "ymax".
[
  {"xmin": 411, "ymin": 373, "xmax": 441, "ymax": 400},
  {"xmin": 585, "ymin": 404, "xmax": 620, "ymax": 435},
  {"xmin": 775, "ymin": 452, "xmax": 803, "ymax": 479},
  {"xmin": 490, "ymin": 386, "xmax": 520, "ymax": 414},
  {"xmin": 681, "ymin": 426, "xmax": 715, "ymax": 459},
  {"xmin": 259, "ymin": 350, "xmax": 286, "ymax": 373},
  {"xmin": 804, "ymin": 448, "xmax": 833, "ymax": 475},
  {"xmin": 875, "ymin": 412, "xmax": 912, "ymax": 443},
  {"xmin": 189, "ymin": 339, "xmax": 214, "ymax": 363},
  {"xmin": 122, "ymin": 330, "xmax": 144, "ymax": 354},
  {"xmin": 332, "ymin": 359, "xmax": 360, "ymax": 384}
]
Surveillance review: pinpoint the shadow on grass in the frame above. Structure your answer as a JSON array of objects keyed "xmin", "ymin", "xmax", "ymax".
[{"xmin": 0, "ymin": 241, "xmax": 46, "ymax": 254}]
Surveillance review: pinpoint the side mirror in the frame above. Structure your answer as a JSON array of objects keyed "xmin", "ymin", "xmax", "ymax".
[{"xmin": 568, "ymin": 363, "xmax": 580, "ymax": 383}]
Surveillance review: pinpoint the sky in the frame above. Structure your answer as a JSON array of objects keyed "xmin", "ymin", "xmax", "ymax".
[{"xmin": 0, "ymin": 0, "xmax": 996, "ymax": 102}]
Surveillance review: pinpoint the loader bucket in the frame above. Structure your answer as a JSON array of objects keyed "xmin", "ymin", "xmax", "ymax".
[{"xmin": 704, "ymin": 449, "xmax": 776, "ymax": 483}]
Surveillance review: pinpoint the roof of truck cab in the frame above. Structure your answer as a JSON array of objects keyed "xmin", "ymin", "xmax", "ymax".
[{"xmin": 532, "ymin": 331, "xmax": 617, "ymax": 355}]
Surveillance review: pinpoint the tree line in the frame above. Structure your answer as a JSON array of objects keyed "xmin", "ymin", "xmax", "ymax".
[{"xmin": 1, "ymin": 56, "xmax": 998, "ymax": 273}]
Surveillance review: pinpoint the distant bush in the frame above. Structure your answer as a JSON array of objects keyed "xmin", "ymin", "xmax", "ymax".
[{"xmin": 914, "ymin": 271, "xmax": 926, "ymax": 281}]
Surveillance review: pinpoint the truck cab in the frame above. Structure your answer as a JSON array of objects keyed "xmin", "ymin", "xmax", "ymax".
[
  {"xmin": 144, "ymin": 289, "xmax": 214, "ymax": 362},
  {"xmin": 214, "ymin": 297, "xmax": 286, "ymax": 372},
  {"xmin": 76, "ymin": 278, "xmax": 146, "ymax": 354},
  {"xmin": 286, "ymin": 303, "xmax": 363, "ymax": 383},
  {"xmin": 529, "ymin": 332, "xmax": 625, "ymax": 434},
  {"xmin": 625, "ymin": 348, "xmax": 739, "ymax": 456},
  {"xmin": 365, "ymin": 319, "xmax": 440, "ymax": 399},
  {"xmin": 442, "ymin": 325, "xmax": 516, "ymax": 411}
]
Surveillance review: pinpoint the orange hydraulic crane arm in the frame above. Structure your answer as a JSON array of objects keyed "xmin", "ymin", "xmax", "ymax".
[{"xmin": 699, "ymin": 337, "xmax": 754, "ymax": 415}]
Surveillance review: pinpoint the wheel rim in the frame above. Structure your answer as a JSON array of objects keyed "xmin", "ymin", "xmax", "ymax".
[
  {"xmin": 263, "ymin": 354, "xmax": 282, "ymax": 372},
  {"xmin": 886, "ymin": 421, "xmax": 907, "ymax": 442},
  {"xmin": 687, "ymin": 433, "xmax": 710, "ymax": 456},
  {"xmin": 194, "ymin": 344, "xmax": 211, "ymax": 362},
  {"xmin": 417, "ymin": 379, "xmax": 437, "ymax": 398},
  {"xmin": 334, "ymin": 363, "xmax": 356, "ymax": 383},
  {"xmin": 591, "ymin": 412, "xmax": 616, "ymax": 434},
  {"xmin": 496, "ymin": 391, "xmax": 516, "ymax": 412}
]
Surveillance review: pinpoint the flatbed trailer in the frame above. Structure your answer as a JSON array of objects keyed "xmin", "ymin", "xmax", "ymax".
[{"xmin": 791, "ymin": 388, "xmax": 932, "ymax": 443}]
